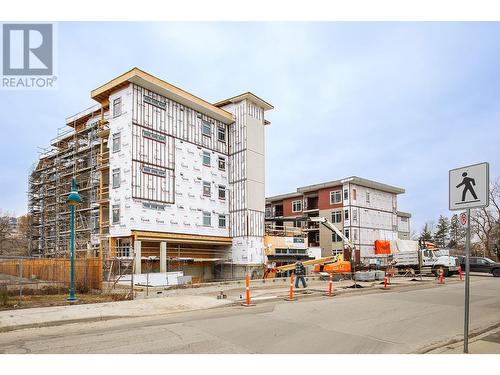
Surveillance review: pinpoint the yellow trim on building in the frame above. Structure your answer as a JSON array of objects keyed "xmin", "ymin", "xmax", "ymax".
[
  {"xmin": 91, "ymin": 67, "xmax": 235, "ymax": 124},
  {"xmin": 131, "ymin": 230, "xmax": 233, "ymax": 245},
  {"xmin": 214, "ymin": 92, "xmax": 274, "ymax": 111}
]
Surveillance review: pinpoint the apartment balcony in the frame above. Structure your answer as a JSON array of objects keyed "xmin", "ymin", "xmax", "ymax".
[
  {"xmin": 97, "ymin": 151, "xmax": 109, "ymax": 170},
  {"xmin": 97, "ymin": 119, "xmax": 110, "ymax": 138},
  {"xmin": 265, "ymin": 224, "xmax": 304, "ymax": 237},
  {"xmin": 266, "ymin": 207, "xmax": 283, "ymax": 218},
  {"xmin": 302, "ymin": 222, "xmax": 320, "ymax": 232},
  {"xmin": 98, "ymin": 186, "xmax": 109, "ymax": 204},
  {"xmin": 303, "ymin": 196, "xmax": 319, "ymax": 213}
]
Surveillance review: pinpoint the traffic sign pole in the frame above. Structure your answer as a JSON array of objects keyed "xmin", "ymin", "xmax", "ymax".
[
  {"xmin": 449, "ymin": 162, "xmax": 489, "ymax": 355},
  {"xmin": 464, "ymin": 208, "xmax": 471, "ymax": 354}
]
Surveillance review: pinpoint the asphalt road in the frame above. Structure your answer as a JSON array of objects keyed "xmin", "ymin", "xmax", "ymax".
[{"xmin": 0, "ymin": 276, "xmax": 499, "ymax": 354}]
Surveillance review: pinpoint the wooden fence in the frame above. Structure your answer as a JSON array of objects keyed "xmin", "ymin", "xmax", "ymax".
[{"xmin": 0, "ymin": 257, "xmax": 103, "ymax": 290}]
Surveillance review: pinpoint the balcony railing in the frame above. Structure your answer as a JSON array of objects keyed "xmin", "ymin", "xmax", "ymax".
[
  {"xmin": 303, "ymin": 222, "xmax": 320, "ymax": 231},
  {"xmin": 97, "ymin": 119, "xmax": 110, "ymax": 138},
  {"xmin": 98, "ymin": 186, "xmax": 109, "ymax": 203},
  {"xmin": 265, "ymin": 225, "xmax": 305, "ymax": 237},
  {"xmin": 97, "ymin": 151, "xmax": 109, "ymax": 169}
]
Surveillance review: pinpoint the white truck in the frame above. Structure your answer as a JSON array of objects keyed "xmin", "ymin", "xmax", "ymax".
[{"xmin": 392, "ymin": 248, "xmax": 460, "ymax": 276}]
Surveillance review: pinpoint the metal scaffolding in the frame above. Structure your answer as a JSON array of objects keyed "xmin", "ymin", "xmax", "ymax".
[{"xmin": 28, "ymin": 105, "xmax": 106, "ymax": 258}]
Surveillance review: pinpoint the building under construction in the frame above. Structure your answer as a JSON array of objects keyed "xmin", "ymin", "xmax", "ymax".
[
  {"xmin": 28, "ymin": 68, "xmax": 273, "ymax": 281},
  {"xmin": 28, "ymin": 105, "xmax": 103, "ymax": 258}
]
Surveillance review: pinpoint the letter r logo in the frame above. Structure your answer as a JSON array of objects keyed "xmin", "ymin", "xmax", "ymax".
[{"xmin": 2, "ymin": 24, "xmax": 53, "ymax": 75}]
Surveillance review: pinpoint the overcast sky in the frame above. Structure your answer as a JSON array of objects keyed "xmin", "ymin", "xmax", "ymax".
[{"xmin": 1, "ymin": 22, "xmax": 499, "ymax": 234}]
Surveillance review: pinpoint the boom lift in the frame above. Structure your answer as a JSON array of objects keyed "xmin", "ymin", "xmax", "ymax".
[
  {"xmin": 309, "ymin": 216, "xmax": 354, "ymax": 274},
  {"xmin": 263, "ymin": 255, "xmax": 339, "ymax": 278},
  {"xmin": 309, "ymin": 217, "xmax": 356, "ymax": 250},
  {"xmin": 263, "ymin": 216, "xmax": 353, "ymax": 278}
]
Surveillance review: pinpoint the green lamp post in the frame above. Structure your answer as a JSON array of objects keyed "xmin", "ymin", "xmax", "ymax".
[{"xmin": 67, "ymin": 177, "xmax": 81, "ymax": 303}]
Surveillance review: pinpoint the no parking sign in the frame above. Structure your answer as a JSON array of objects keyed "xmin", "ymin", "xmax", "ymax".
[{"xmin": 459, "ymin": 212, "xmax": 468, "ymax": 227}]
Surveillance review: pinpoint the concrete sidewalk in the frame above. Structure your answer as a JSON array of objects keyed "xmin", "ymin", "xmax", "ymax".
[
  {"xmin": 0, "ymin": 274, "xmax": 455, "ymax": 333},
  {"xmin": 0, "ymin": 294, "xmax": 235, "ymax": 332},
  {"xmin": 427, "ymin": 325, "xmax": 500, "ymax": 354}
]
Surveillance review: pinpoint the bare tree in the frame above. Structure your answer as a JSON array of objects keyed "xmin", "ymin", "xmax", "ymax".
[
  {"xmin": 410, "ymin": 229, "xmax": 418, "ymax": 241},
  {"xmin": 0, "ymin": 210, "xmax": 14, "ymax": 255},
  {"xmin": 471, "ymin": 178, "xmax": 500, "ymax": 260},
  {"xmin": 0, "ymin": 211, "xmax": 29, "ymax": 256},
  {"xmin": 15, "ymin": 214, "xmax": 29, "ymax": 255}
]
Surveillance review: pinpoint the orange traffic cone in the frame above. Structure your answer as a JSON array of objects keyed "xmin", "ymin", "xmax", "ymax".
[
  {"xmin": 241, "ymin": 273, "xmax": 255, "ymax": 307},
  {"xmin": 326, "ymin": 273, "xmax": 334, "ymax": 297},
  {"xmin": 285, "ymin": 272, "xmax": 295, "ymax": 301}
]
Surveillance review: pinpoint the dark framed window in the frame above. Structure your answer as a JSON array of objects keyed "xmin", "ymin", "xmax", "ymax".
[
  {"xmin": 203, "ymin": 181, "xmax": 211, "ymax": 197},
  {"xmin": 218, "ymin": 185, "xmax": 226, "ymax": 200},
  {"xmin": 218, "ymin": 214, "xmax": 226, "ymax": 228},
  {"xmin": 202, "ymin": 151, "xmax": 211, "ymax": 166},
  {"xmin": 332, "ymin": 232, "xmax": 343, "ymax": 242},
  {"xmin": 217, "ymin": 126, "xmax": 226, "ymax": 142},
  {"xmin": 112, "ymin": 204, "xmax": 120, "ymax": 224},
  {"xmin": 112, "ymin": 132, "xmax": 121, "ymax": 153},
  {"xmin": 218, "ymin": 157, "xmax": 226, "ymax": 171},
  {"xmin": 331, "ymin": 210, "xmax": 342, "ymax": 223},
  {"xmin": 202, "ymin": 120, "xmax": 211, "ymax": 137},
  {"xmin": 112, "ymin": 168, "xmax": 120, "ymax": 189},
  {"xmin": 203, "ymin": 212, "xmax": 211, "ymax": 226},
  {"xmin": 113, "ymin": 97, "xmax": 122, "ymax": 117},
  {"xmin": 292, "ymin": 200, "xmax": 302, "ymax": 212},
  {"xmin": 330, "ymin": 190, "xmax": 342, "ymax": 204}
]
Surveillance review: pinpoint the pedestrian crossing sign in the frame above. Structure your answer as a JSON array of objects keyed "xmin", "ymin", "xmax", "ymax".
[{"xmin": 449, "ymin": 162, "xmax": 489, "ymax": 210}]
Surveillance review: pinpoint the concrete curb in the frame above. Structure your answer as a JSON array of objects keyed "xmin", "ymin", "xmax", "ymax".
[
  {"xmin": 0, "ymin": 315, "xmax": 130, "ymax": 333},
  {"xmin": 415, "ymin": 321, "xmax": 500, "ymax": 354}
]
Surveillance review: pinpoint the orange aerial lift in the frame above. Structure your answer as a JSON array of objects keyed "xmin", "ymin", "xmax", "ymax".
[
  {"xmin": 263, "ymin": 255, "xmax": 341, "ymax": 278},
  {"xmin": 263, "ymin": 216, "xmax": 353, "ymax": 278}
]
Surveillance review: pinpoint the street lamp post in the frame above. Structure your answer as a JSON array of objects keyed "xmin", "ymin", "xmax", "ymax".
[{"xmin": 67, "ymin": 177, "xmax": 81, "ymax": 303}]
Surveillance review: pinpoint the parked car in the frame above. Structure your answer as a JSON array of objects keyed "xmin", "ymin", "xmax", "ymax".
[{"xmin": 458, "ymin": 256, "xmax": 500, "ymax": 277}]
